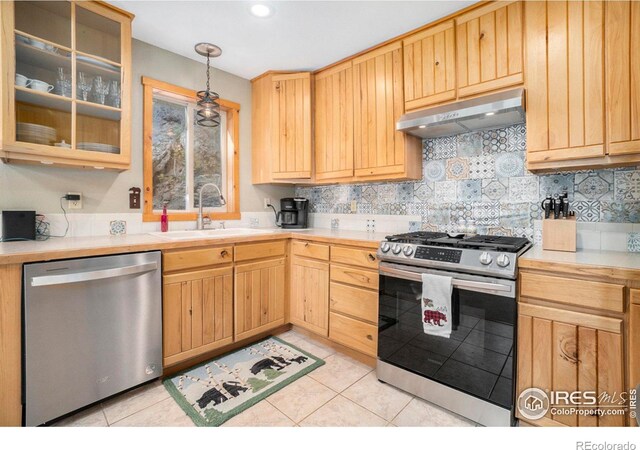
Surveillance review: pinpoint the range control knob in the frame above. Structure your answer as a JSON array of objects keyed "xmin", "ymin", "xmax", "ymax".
[
  {"xmin": 496, "ymin": 254, "xmax": 510, "ymax": 268},
  {"xmin": 380, "ymin": 242, "xmax": 391, "ymax": 253},
  {"xmin": 479, "ymin": 252, "xmax": 493, "ymax": 265},
  {"xmin": 403, "ymin": 245, "xmax": 414, "ymax": 256},
  {"xmin": 391, "ymin": 244, "xmax": 402, "ymax": 255}
]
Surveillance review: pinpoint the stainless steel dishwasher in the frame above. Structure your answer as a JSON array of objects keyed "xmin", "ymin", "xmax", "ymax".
[{"xmin": 23, "ymin": 251, "xmax": 162, "ymax": 426}]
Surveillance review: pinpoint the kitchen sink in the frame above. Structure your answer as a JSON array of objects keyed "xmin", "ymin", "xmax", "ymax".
[{"xmin": 148, "ymin": 228, "xmax": 278, "ymax": 240}]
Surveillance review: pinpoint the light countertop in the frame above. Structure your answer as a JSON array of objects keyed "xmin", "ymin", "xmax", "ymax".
[
  {"xmin": 521, "ymin": 245, "xmax": 640, "ymax": 273},
  {"xmin": 0, "ymin": 228, "xmax": 388, "ymax": 265}
]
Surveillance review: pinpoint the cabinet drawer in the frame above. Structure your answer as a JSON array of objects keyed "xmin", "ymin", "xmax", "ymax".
[
  {"xmin": 520, "ymin": 272, "xmax": 624, "ymax": 313},
  {"xmin": 163, "ymin": 246, "xmax": 232, "ymax": 272},
  {"xmin": 329, "ymin": 312, "xmax": 377, "ymax": 357},
  {"xmin": 330, "ymin": 245, "xmax": 378, "ymax": 269},
  {"xmin": 330, "ymin": 264, "xmax": 378, "ymax": 290},
  {"xmin": 330, "ymin": 282, "xmax": 378, "ymax": 323},
  {"xmin": 292, "ymin": 240, "xmax": 329, "ymax": 261},
  {"xmin": 234, "ymin": 240, "xmax": 286, "ymax": 262}
]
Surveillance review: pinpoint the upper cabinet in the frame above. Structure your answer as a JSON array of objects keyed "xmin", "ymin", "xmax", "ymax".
[
  {"xmin": 251, "ymin": 71, "xmax": 312, "ymax": 184},
  {"xmin": 525, "ymin": 0, "xmax": 605, "ymax": 166},
  {"xmin": 606, "ymin": 1, "xmax": 640, "ymax": 156},
  {"xmin": 0, "ymin": 1, "xmax": 133, "ymax": 170},
  {"xmin": 352, "ymin": 42, "xmax": 422, "ymax": 180},
  {"xmin": 455, "ymin": 1, "xmax": 524, "ymax": 98},
  {"xmin": 402, "ymin": 20, "xmax": 456, "ymax": 110},
  {"xmin": 315, "ymin": 61, "xmax": 354, "ymax": 181}
]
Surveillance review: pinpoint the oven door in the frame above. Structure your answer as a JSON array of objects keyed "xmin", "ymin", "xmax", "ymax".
[{"xmin": 378, "ymin": 262, "xmax": 516, "ymax": 411}]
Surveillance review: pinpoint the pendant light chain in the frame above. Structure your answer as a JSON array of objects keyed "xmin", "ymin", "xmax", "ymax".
[{"xmin": 206, "ymin": 52, "xmax": 211, "ymax": 93}]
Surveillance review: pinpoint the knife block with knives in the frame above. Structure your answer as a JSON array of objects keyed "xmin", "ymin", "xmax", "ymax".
[{"xmin": 541, "ymin": 193, "xmax": 577, "ymax": 252}]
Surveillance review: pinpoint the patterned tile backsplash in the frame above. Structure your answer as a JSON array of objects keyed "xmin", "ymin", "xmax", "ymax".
[{"xmin": 295, "ymin": 124, "xmax": 640, "ymax": 242}]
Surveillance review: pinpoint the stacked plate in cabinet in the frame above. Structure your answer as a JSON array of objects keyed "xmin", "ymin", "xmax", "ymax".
[
  {"xmin": 16, "ymin": 122, "xmax": 57, "ymax": 145},
  {"xmin": 77, "ymin": 142, "xmax": 120, "ymax": 154}
]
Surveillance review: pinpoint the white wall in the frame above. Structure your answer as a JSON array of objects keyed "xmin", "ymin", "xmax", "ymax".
[{"xmin": 0, "ymin": 39, "xmax": 293, "ymax": 214}]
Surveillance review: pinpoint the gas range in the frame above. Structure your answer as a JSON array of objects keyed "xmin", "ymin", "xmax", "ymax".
[{"xmin": 376, "ymin": 231, "xmax": 532, "ymax": 279}]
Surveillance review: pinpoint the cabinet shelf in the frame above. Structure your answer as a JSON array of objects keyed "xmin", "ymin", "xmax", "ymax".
[
  {"xmin": 76, "ymin": 99, "xmax": 121, "ymax": 121},
  {"xmin": 15, "ymin": 85, "xmax": 72, "ymax": 109}
]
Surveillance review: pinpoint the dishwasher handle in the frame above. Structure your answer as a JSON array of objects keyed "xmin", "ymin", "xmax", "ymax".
[{"xmin": 30, "ymin": 261, "xmax": 158, "ymax": 287}]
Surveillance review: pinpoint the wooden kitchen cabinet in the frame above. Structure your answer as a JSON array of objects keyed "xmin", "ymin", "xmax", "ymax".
[
  {"xmin": 518, "ymin": 303, "xmax": 625, "ymax": 427},
  {"xmin": 290, "ymin": 256, "xmax": 330, "ymax": 336},
  {"xmin": 525, "ymin": 0, "xmax": 606, "ymax": 168},
  {"xmin": 163, "ymin": 267, "xmax": 234, "ymax": 367},
  {"xmin": 605, "ymin": 1, "xmax": 640, "ymax": 156},
  {"xmin": 328, "ymin": 244, "xmax": 379, "ymax": 357},
  {"xmin": 455, "ymin": 1, "xmax": 523, "ymax": 98},
  {"xmin": 403, "ymin": 20, "xmax": 456, "ymax": 110},
  {"xmin": 234, "ymin": 258, "xmax": 286, "ymax": 341},
  {"xmin": 630, "ymin": 290, "xmax": 640, "ymax": 400},
  {"xmin": 352, "ymin": 41, "xmax": 422, "ymax": 181},
  {"xmin": 251, "ymin": 71, "xmax": 312, "ymax": 183},
  {"xmin": 0, "ymin": 1, "xmax": 133, "ymax": 170},
  {"xmin": 315, "ymin": 61, "xmax": 354, "ymax": 181}
]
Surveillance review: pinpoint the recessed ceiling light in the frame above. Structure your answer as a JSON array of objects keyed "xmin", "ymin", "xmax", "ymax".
[
  {"xmin": 250, "ymin": 4, "xmax": 273, "ymax": 18},
  {"xmin": 485, "ymin": 112, "xmax": 495, "ymax": 116}
]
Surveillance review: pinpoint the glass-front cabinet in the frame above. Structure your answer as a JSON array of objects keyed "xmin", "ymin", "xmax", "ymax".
[{"xmin": 0, "ymin": 1, "xmax": 132, "ymax": 170}]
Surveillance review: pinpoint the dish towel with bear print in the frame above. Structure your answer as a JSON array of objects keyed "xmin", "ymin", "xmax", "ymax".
[{"xmin": 421, "ymin": 273, "xmax": 453, "ymax": 338}]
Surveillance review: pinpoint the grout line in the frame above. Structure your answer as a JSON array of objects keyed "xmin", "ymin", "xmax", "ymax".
[
  {"xmin": 387, "ymin": 396, "xmax": 416, "ymax": 426},
  {"xmin": 102, "ymin": 391, "xmax": 172, "ymax": 426}
]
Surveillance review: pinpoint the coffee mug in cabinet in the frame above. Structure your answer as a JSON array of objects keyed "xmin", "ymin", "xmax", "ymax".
[
  {"xmin": 15, "ymin": 73, "xmax": 31, "ymax": 87},
  {"xmin": 30, "ymin": 79, "xmax": 54, "ymax": 93}
]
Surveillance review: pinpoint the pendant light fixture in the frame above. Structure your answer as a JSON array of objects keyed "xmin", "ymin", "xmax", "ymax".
[{"xmin": 194, "ymin": 42, "xmax": 222, "ymax": 127}]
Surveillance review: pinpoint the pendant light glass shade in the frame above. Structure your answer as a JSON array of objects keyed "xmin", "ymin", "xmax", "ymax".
[{"xmin": 194, "ymin": 42, "xmax": 222, "ymax": 128}]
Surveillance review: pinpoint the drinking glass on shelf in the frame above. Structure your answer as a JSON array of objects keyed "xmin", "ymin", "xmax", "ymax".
[
  {"xmin": 108, "ymin": 80, "xmax": 121, "ymax": 108},
  {"xmin": 55, "ymin": 67, "xmax": 72, "ymax": 98},
  {"xmin": 93, "ymin": 76, "xmax": 109, "ymax": 105},
  {"xmin": 78, "ymin": 72, "xmax": 92, "ymax": 101}
]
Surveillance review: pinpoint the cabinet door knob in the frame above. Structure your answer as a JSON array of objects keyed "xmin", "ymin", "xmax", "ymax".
[
  {"xmin": 435, "ymin": 61, "xmax": 440, "ymax": 66},
  {"xmin": 366, "ymin": 334, "xmax": 373, "ymax": 341},
  {"xmin": 304, "ymin": 242, "xmax": 309, "ymax": 247},
  {"xmin": 221, "ymin": 249, "xmax": 229, "ymax": 257},
  {"xmin": 367, "ymin": 253, "xmax": 376, "ymax": 262},
  {"xmin": 480, "ymin": 32, "xmax": 485, "ymax": 40}
]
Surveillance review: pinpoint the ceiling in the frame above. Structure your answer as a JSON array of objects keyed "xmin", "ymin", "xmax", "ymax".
[{"xmin": 109, "ymin": 1, "xmax": 477, "ymax": 80}]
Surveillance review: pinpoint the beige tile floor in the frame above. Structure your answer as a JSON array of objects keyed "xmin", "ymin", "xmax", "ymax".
[{"xmin": 53, "ymin": 329, "xmax": 477, "ymax": 427}]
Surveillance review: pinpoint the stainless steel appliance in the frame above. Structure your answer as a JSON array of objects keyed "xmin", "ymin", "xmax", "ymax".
[
  {"xmin": 276, "ymin": 198, "xmax": 309, "ymax": 229},
  {"xmin": 376, "ymin": 232, "xmax": 531, "ymax": 427},
  {"xmin": 23, "ymin": 252, "xmax": 162, "ymax": 426},
  {"xmin": 396, "ymin": 88, "xmax": 525, "ymax": 139}
]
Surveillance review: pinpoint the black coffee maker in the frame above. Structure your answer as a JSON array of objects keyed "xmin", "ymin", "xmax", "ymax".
[{"xmin": 277, "ymin": 198, "xmax": 309, "ymax": 229}]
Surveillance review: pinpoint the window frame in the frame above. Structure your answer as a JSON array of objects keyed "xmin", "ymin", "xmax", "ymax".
[{"xmin": 142, "ymin": 76, "xmax": 240, "ymax": 222}]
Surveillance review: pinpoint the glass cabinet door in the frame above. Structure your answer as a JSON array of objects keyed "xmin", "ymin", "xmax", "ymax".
[
  {"xmin": 74, "ymin": 4, "xmax": 123, "ymax": 156},
  {"xmin": 6, "ymin": 1, "xmax": 129, "ymax": 166}
]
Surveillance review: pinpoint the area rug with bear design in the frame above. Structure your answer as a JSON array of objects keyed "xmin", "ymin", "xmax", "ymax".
[{"xmin": 164, "ymin": 336, "xmax": 324, "ymax": 426}]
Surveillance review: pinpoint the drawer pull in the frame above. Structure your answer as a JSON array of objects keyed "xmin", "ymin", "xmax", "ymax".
[
  {"xmin": 367, "ymin": 253, "xmax": 376, "ymax": 262},
  {"xmin": 366, "ymin": 334, "xmax": 373, "ymax": 341},
  {"xmin": 435, "ymin": 61, "xmax": 440, "ymax": 66},
  {"xmin": 220, "ymin": 250, "xmax": 229, "ymax": 257},
  {"xmin": 304, "ymin": 242, "xmax": 309, "ymax": 247},
  {"xmin": 480, "ymin": 32, "xmax": 485, "ymax": 40}
]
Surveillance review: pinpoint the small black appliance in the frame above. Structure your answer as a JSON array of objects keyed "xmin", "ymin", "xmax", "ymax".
[
  {"xmin": 2, "ymin": 210, "xmax": 36, "ymax": 241},
  {"xmin": 276, "ymin": 198, "xmax": 309, "ymax": 229}
]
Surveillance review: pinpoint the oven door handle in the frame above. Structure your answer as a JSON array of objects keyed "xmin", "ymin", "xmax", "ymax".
[{"xmin": 379, "ymin": 266, "xmax": 513, "ymax": 293}]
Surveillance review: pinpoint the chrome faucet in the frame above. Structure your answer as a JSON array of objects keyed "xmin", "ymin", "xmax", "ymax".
[{"xmin": 197, "ymin": 183, "xmax": 226, "ymax": 230}]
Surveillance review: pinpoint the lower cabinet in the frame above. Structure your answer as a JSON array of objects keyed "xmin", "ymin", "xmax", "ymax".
[
  {"xmin": 234, "ymin": 258, "xmax": 286, "ymax": 341},
  {"xmin": 517, "ymin": 302, "xmax": 625, "ymax": 427},
  {"xmin": 163, "ymin": 267, "xmax": 234, "ymax": 367},
  {"xmin": 290, "ymin": 256, "xmax": 330, "ymax": 336}
]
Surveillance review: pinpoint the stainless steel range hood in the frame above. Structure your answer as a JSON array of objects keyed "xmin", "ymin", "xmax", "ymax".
[{"xmin": 396, "ymin": 88, "xmax": 525, "ymax": 139}]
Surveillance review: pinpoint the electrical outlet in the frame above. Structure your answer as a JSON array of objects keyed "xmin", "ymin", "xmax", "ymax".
[
  {"xmin": 67, "ymin": 192, "xmax": 82, "ymax": 209},
  {"xmin": 263, "ymin": 198, "xmax": 271, "ymax": 209}
]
